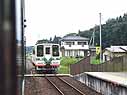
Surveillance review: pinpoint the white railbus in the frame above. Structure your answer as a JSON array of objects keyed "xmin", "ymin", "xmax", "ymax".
[{"xmin": 32, "ymin": 43, "xmax": 61, "ymax": 73}]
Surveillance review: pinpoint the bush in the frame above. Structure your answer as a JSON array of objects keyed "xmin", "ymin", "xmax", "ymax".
[
  {"xmin": 58, "ymin": 57, "xmax": 79, "ymax": 74},
  {"xmin": 96, "ymin": 54, "xmax": 100, "ymax": 59},
  {"xmin": 60, "ymin": 57, "xmax": 78, "ymax": 66}
]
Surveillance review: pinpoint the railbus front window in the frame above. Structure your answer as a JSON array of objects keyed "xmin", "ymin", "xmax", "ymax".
[
  {"xmin": 37, "ymin": 45, "xmax": 44, "ymax": 56},
  {"xmin": 52, "ymin": 45, "xmax": 59, "ymax": 56}
]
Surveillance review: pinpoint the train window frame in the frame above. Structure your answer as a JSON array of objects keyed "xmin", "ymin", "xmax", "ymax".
[
  {"xmin": 37, "ymin": 45, "xmax": 44, "ymax": 57},
  {"xmin": 52, "ymin": 45, "xmax": 59, "ymax": 56}
]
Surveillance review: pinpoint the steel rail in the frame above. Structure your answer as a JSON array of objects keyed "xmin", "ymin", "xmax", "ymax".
[
  {"xmin": 57, "ymin": 77, "xmax": 86, "ymax": 95},
  {"xmin": 45, "ymin": 77, "xmax": 64, "ymax": 95}
]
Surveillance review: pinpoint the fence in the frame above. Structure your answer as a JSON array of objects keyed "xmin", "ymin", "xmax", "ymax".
[{"xmin": 70, "ymin": 55, "xmax": 127, "ymax": 75}]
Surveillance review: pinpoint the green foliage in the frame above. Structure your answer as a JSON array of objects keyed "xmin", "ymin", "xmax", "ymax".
[
  {"xmin": 36, "ymin": 39, "xmax": 49, "ymax": 44},
  {"xmin": 64, "ymin": 33, "xmax": 78, "ymax": 36},
  {"xmin": 78, "ymin": 13, "xmax": 127, "ymax": 48},
  {"xmin": 91, "ymin": 56, "xmax": 100, "ymax": 64},
  {"xmin": 58, "ymin": 57, "xmax": 79, "ymax": 74},
  {"xmin": 96, "ymin": 53, "xmax": 100, "ymax": 59},
  {"xmin": 60, "ymin": 57, "xmax": 78, "ymax": 66},
  {"xmin": 52, "ymin": 35, "xmax": 61, "ymax": 44},
  {"xmin": 58, "ymin": 65, "xmax": 69, "ymax": 74}
]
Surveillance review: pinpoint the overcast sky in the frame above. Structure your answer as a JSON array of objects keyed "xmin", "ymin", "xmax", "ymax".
[{"xmin": 24, "ymin": 0, "xmax": 127, "ymax": 46}]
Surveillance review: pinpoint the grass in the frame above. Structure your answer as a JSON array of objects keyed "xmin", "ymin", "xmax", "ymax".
[
  {"xmin": 90, "ymin": 56, "xmax": 100, "ymax": 64},
  {"xmin": 58, "ymin": 57, "xmax": 79, "ymax": 74},
  {"xmin": 58, "ymin": 65, "xmax": 69, "ymax": 74}
]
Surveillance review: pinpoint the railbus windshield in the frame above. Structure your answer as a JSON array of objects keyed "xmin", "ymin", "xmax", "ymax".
[
  {"xmin": 37, "ymin": 45, "xmax": 44, "ymax": 57},
  {"xmin": 52, "ymin": 45, "xmax": 59, "ymax": 56}
]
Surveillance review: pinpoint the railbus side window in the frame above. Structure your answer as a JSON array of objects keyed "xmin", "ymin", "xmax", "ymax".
[
  {"xmin": 52, "ymin": 45, "xmax": 59, "ymax": 56},
  {"xmin": 37, "ymin": 45, "xmax": 43, "ymax": 56}
]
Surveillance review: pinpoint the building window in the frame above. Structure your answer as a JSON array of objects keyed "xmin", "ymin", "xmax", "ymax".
[
  {"xmin": 78, "ymin": 42, "xmax": 87, "ymax": 45},
  {"xmin": 66, "ymin": 50, "xmax": 72, "ymax": 56},
  {"xmin": 66, "ymin": 42, "xmax": 71, "ymax": 45},
  {"xmin": 104, "ymin": 55, "xmax": 107, "ymax": 61},
  {"xmin": 74, "ymin": 50, "xmax": 78, "ymax": 57},
  {"xmin": 66, "ymin": 41, "xmax": 74, "ymax": 45}
]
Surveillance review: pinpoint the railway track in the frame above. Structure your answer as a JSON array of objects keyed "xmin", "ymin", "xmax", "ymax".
[
  {"xmin": 24, "ymin": 60, "xmax": 102, "ymax": 95},
  {"xmin": 25, "ymin": 76, "xmax": 61, "ymax": 95},
  {"xmin": 46, "ymin": 76, "xmax": 85, "ymax": 95},
  {"xmin": 62, "ymin": 77, "xmax": 102, "ymax": 95},
  {"xmin": 24, "ymin": 75, "xmax": 102, "ymax": 95}
]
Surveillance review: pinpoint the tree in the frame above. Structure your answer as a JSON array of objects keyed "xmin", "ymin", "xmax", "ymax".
[
  {"xmin": 77, "ymin": 13, "xmax": 127, "ymax": 49},
  {"xmin": 49, "ymin": 37, "xmax": 52, "ymax": 43},
  {"xmin": 64, "ymin": 33, "xmax": 77, "ymax": 36},
  {"xmin": 53, "ymin": 35, "xmax": 61, "ymax": 44},
  {"xmin": 36, "ymin": 39, "xmax": 49, "ymax": 44}
]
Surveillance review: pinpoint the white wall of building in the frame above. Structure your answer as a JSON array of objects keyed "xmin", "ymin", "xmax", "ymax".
[
  {"xmin": 61, "ymin": 41, "xmax": 89, "ymax": 50},
  {"xmin": 61, "ymin": 38, "xmax": 89, "ymax": 57},
  {"xmin": 64, "ymin": 50, "xmax": 86, "ymax": 57}
]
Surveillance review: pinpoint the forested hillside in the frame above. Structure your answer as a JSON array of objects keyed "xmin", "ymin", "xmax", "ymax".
[{"xmin": 78, "ymin": 13, "xmax": 127, "ymax": 49}]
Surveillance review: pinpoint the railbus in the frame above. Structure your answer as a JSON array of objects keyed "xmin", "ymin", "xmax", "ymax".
[{"xmin": 32, "ymin": 43, "xmax": 61, "ymax": 73}]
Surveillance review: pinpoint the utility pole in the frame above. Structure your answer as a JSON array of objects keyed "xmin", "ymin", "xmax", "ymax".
[
  {"xmin": 99, "ymin": 13, "xmax": 102, "ymax": 63},
  {"xmin": 21, "ymin": 0, "xmax": 26, "ymax": 95},
  {"xmin": 92, "ymin": 25, "xmax": 96, "ymax": 47}
]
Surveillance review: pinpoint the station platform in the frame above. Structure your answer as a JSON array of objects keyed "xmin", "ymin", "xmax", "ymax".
[
  {"xmin": 85, "ymin": 72, "xmax": 127, "ymax": 87},
  {"xmin": 74, "ymin": 72, "xmax": 127, "ymax": 95}
]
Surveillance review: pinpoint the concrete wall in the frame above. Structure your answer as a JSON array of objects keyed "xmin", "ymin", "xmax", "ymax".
[{"xmin": 74, "ymin": 73, "xmax": 127, "ymax": 95}]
